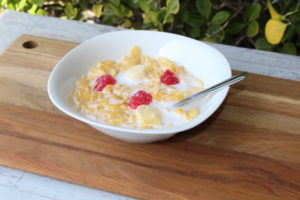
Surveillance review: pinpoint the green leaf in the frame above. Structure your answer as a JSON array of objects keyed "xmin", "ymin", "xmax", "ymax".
[
  {"xmin": 65, "ymin": 2, "xmax": 74, "ymax": 18},
  {"xmin": 36, "ymin": 8, "xmax": 48, "ymax": 16},
  {"xmin": 177, "ymin": 30, "xmax": 186, "ymax": 36},
  {"xmin": 226, "ymin": 21, "xmax": 245, "ymax": 35},
  {"xmin": 126, "ymin": 0, "xmax": 139, "ymax": 9},
  {"xmin": 7, "ymin": 3, "xmax": 16, "ymax": 10},
  {"xmin": 188, "ymin": 27, "xmax": 201, "ymax": 38},
  {"xmin": 202, "ymin": 37, "xmax": 216, "ymax": 43},
  {"xmin": 139, "ymin": 0, "xmax": 156, "ymax": 12},
  {"xmin": 103, "ymin": 3, "xmax": 120, "ymax": 18},
  {"xmin": 109, "ymin": 0, "xmax": 120, "ymax": 7},
  {"xmin": 16, "ymin": 0, "xmax": 27, "ymax": 11},
  {"xmin": 206, "ymin": 24, "xmax": 225, "ymax": 42},
  {"xmin": 255, "ymin": 37, "xmax": 275, "ymax": 51},
  {"xmin": 195, "ymin": 0, "xmax": 212, "ymax": 19},
  {"xmin": 187, "ymin": 15, "xmax": 205, "ymax": 27},
  {"xmin": 71, "ymin": 0, "xmax": 78, "ymax": 5},
  {"xmin": 144, "ymin": 11, "xmax": 160, "ymax": 26},
  {"xmin": 122, "ymin": 19, "xmax": 132, "ymax": 28},
  {"xmin": 283, "ymin": 25, "xmax": 295, "ymax": 41},
  {"xmin": 206, "ymin": 24, "xmax": 220, "ymax": 34},
  {"xmin": 1, "ymin": 0, "xmax": 8, "ymax": 6},
  {"xmin": 166, "ymin": 0, "xmax": 179, "ymax": 14},
  {"xmin": 246, "ymin": 20, "xmax": 259, "ymax": 38},
  {"xmin": 73, "ymin": 7, "xmax": 78, "ymax": 17},
  {"xmin": 164, "ymin": 0, "xmax": 179, "ymax": 23},
  {"xmin": 212, "ymin": 31, "xmax": 225, "ymax": 42},
  {"xmin": 29, "ymin": 0, "xmax": 44, "ymax": 7},
  {"xmin": 211, "ymin": 11, "xmax": 230, "ymax": 25},
  {"xmin": 181, "ymin": 8, "xmax": 206, "ymax": 27},
  {"xmin": 60, "ymin": 15, "xmax": 68, "ymax": 19},
  {"xmin": 92, "ymin": 4, "xmax": 103, "ymax": 18},
  {"xmin": 244, "ymin": 3, "xmax": 262, "ymax": 22},
  {"xmin": 79, "ymin": 0, "xmax": 89, "ymax": 10},
  {"xmin": 186, "ymin": 15, "xmax": 206, "ymax": 27},
  {"xmin": 119, "ymin": 3, "xmax": 129, "ymax": 18},
  {"xmin": 127, "ymin": 9, "xmax": 133, "ymax": 17},
  {"xmin": 164, "ymin": 13, "xmax": 174, "ymax": 23},
  {"xmin": 280, "ymin": 42, "xmax": 297, "ymax": 55},
  {"xmin": 28, "ymin": 4, "xmax": 38, "ymax": 15}
]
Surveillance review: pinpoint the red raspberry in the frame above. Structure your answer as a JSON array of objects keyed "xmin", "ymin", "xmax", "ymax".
[
  {"xmin": 94, "ymin": 75, "xmax": 116, "ymax": 92},
  {"xmin": 160, "ymin": 69, "xmax": 180, "ymax": 85},
  {"xmin": 128, "ymin": 90, "xmax": 152, "ymax": 109}
]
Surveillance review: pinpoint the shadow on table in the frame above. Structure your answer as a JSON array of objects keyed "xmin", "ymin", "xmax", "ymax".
[
  {"xmin": 157, "ymin": 100, "xmax": 226, "ymax": 144},
  {"xmin": 156, "ymin": 81, "xmax": 247, "ymax": 144}
]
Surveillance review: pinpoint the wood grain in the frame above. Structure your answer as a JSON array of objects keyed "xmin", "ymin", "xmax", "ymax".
[{"xmin": 0, "ymin": 35, "xmax": 300, "ymax": 200}]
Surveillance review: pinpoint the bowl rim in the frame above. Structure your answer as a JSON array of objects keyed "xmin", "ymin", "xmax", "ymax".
[{"xmin": 47, "ymin": 30, "xmax": 231, "ymax": 135}]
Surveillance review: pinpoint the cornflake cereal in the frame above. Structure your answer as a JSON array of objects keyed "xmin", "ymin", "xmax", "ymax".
[{"xmin": 74, "ymin": 46, "xmax": 204, "ymax": 129}]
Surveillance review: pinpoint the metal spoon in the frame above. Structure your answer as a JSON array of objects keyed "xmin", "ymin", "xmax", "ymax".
[{"xmin": 173, "ymin": 71, "xmax": 248, "ymax": 108}]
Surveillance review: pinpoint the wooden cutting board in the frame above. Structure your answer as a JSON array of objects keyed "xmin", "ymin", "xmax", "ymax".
[{"xmin": 0, "ymin": 35, "xmax": 300, "ymax": 200}]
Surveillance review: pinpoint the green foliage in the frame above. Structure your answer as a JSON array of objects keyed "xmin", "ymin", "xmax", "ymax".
[
  {"xmin": 255, "ymin": 37, "xmax": 275, "ymax": 51},
  {"xmin": 244, "ymin": 3, "xmax": 261, "ymax": 22},
  {"xmin": 1, "ymin": 0, "xmax": 299, "ymax": 55},
  {"xmin": 211, "ymin": 11, "xmax": 230, "ymax": 25},
  {"xmin": 247, "ymin": 20, "xmax": 259, "ymax": 38},
  {"xmin": 64, "ymin": 2, "xmax": 77, "ymax": 19},
  {"xmin": 195, "ymin": 0, "xmax": 211, "ymax": 19},
  {"xmin": 92, "ymin": 4, "xmax": 103, "ymax": 18},
  {"xmin": 164, "ymin": 0, "xmax": 179, "ymax": 23},
  {"xmin": 281, "ymin": 42, "xmax": 297, "ymax": 55},
  {"xmin": 226, "ymin": 21, "xmax": 245, "ymax": 35}
]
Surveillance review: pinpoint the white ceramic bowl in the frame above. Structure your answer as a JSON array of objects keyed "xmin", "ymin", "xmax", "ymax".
[{"xmin": 48, "ymin": 30, "xmax": 231, "ymax": 143}]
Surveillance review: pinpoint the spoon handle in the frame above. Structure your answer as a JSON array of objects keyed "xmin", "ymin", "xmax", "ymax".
[{"xmin": 173, "ymin": 71, "xmax": 248, "ymax": 108}]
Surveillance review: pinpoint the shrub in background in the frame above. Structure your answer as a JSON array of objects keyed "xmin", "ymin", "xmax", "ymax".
[{"xmin": 0, "ymin": 0, "xmax": 299, "ymax": 55}]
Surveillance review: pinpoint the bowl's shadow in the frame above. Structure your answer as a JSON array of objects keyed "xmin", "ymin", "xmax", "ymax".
[
  {"xmin": 155, "ymin": 80, "xmax": 250, "ymax": 144},
  {"xmin": 230, "ymin": 83, "xmax": 246, "ymax": 97},
  {"xmin": 158, "ymin": 98, "xmax": 227, "ymax": 144}
]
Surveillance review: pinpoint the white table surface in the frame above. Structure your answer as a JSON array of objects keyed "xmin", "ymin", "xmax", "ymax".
[{"xmin": 0, "ymin": 10, "xmax": 299, "ymax": 200}]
